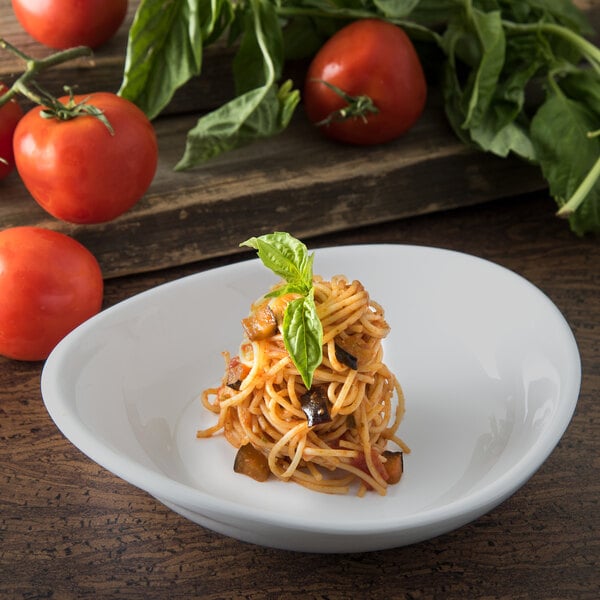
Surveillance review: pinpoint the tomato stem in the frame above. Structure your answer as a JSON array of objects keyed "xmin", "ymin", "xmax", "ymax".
[
  {"xmin": 0, "ymin": 39, "xmax": 113, "ymax": 133},
  {"xmin": 311, "ymin": 79, "xmax": 379, "ymax": 127},
  {"xmin": 0, "ymin": 39, "xmax": 93, "ymax": 106},
  {"xmin": 556, "ymin": 151, "xmax": 600, "ymax": 218}
]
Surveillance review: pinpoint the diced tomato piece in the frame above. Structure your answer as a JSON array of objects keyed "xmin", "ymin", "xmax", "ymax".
[{"xmin": 352, "ymin": 449, "xmax": 389, "ymax": 482}]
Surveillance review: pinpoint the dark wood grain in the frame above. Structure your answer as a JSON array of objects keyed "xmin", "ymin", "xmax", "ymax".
[{"xmin": 1, "ymin": 193, "xmax": 598, "ymax": 599}]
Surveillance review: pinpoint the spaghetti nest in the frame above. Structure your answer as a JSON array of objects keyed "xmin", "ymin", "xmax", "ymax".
[{"xmin": 198, "ymin": 275, "xmax": 408, "ymax": 496}]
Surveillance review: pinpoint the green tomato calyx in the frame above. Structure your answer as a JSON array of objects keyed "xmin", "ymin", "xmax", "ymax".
[{"xmin": 311, "ymin": 79, "xmax": 379, "ymax": 127}]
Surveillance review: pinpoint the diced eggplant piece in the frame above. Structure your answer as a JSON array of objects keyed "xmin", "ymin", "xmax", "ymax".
[
  {"xmin": 300, "ymin": 386, "xmax": 332, "ymax": 427},
  {"xmin": 334, "ymin": 343, "xmax": 358, "ymax": 370},
  {"xmin": 233, "ymin": 443, "xmax": 270, "ymax": 482},
  {"xmin": 383, "ymin": 450, "xmax": 403, "ymax": 484},
  {"xmin": 267, "ymin": 293, "xmax": 301, "ymax": 323},
  {"xmin": 241, "ymin": 302, "xmax": 277, "ymax": 341}
]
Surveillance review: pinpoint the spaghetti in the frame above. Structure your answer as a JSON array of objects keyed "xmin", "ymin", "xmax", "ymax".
[{"xmin": 198, "ymin": 274, "xmax": 409, "ymax": 496}]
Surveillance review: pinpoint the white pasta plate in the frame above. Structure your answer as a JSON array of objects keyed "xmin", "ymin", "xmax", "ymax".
[{"xmin": 41, "ymin": 244, "xmax": 581, "ymax": 553}]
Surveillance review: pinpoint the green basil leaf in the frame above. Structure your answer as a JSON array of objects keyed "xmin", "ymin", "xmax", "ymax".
[
  {"xmin": 119, "ymin": 0, "xmax": 232, "ymax": 120},
  {"xmin": 174, "ymin": 80, "xmax": 299, "ymax": 168},
  {"xmin": 559, "ymin": 70, "xmax": 600, "ymax": 120},
  {"xmin": 372, "ymin": 0, "xmax": 422, "ymax": 19},
  {"xmin": 469, "ymin": 120, "xmax": 536, "ymax": 160},
  {"xmin": 174, "ymin": 0, "xmax": 300, "ymax": 167},
  {"xmin": 202, "ymin": 0, "xmax": 236, "ymax": 46},
  {"xmin": 283, "ymin": 295, "xmax": 323, "ymax": 390},
  {"xmin": 281, "ymin": 16, "xmax": 326, "ymax": 61},
  {"xmin": 405, "ymin": 0, "xmax": 463, "ymax": 25},
  {"xmin": 462, "ymin": 9, "xmax": 506, "ymax": 129},
  {"xmin": 531, "ymin": 87, "xmax": 600, "ymax": 235},
  {"xmin": 298, "ymin": 0, "xmax": 364, "ymax": 11},
  {"xmin": 465, "ymin": 45, "xmax": 542, "ymax": 160},
  {"xmin": 264, "ymin": 282, "xmax": 309, "ymax": 299},
  {"xmin": 232, "ymin": 0, "xmax": 284, "ymax": 94},
  {"xmin": 242, "ymin": 233, "xmax": 323, "ymax": 387},
  {"xmin": 514, "ymin": 0, "xmax": 594, "ymax": 36},
  {"xmin": 241, "ymin": 232, "xmax": 313, "ymax": 291},
  {"xmin": 442, "ymin": 6, "xmax": 539, "ymax": 160}
]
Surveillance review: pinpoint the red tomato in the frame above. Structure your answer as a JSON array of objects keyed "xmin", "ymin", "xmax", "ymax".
[
  {"xmin": 0, "ymin": 227, "xmax": 103, "ymax": 361},
  {"xmin": 304, "ymin": 19, "xmax": 427, "ymax": 145},
  {"xmin": 11, "ymin": 0, "xmax": 128, "ymax": 49},
  {"xmin": 0, "ymin": 83, "xmax": 23, "ymax": 180},
  {"xmin": 13, "ymin": 92, "xmax": 158, "ymax": 224}
]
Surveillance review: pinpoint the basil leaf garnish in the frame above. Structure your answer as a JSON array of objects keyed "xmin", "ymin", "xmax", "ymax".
[
  {"xmin": 241, "ymin": 232, "xmax": 323, "ymax": 388},
  {"xmin": 283, "ymin": 295, "xmax": 323, "ymax": 389}
]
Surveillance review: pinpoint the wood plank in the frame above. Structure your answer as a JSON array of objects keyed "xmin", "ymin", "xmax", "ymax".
[
  {"xmin": 0, "ymin": 0, "xmax": 597, "ymax": 279},
  {"xmin": 0, "ymin": 103, "xmax": 547, "ymax": 278}
]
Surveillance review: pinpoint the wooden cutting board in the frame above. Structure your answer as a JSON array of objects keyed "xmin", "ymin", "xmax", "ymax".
[{"xmin": 1, "ymin": 0, "xmax": 598, "ymax": 278}]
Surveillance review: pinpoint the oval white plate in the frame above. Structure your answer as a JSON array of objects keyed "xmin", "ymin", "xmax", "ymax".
[{"xmin": 41, "ymin": 245, "xmax": 581, "ymax": 553}]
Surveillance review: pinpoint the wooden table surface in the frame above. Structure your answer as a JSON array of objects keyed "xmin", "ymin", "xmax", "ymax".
[
  {"xmin": 1, "ymin": 0, "xmax": 599, "ymax": 597},
  {"xmin": 1, "ymin": 192, "xmax": 599, "ymax": 599}
]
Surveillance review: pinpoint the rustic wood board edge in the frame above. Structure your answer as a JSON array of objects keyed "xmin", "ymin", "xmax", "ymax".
[{"xmin": 0, "ymin": 106, "xmax": 547, "ymax": 279}]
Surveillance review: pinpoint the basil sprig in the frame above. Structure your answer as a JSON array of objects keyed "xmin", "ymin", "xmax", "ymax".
[
  {"xmin": 120, "ymin": 0, "xmax": 600, "ymax": 235},
  {"xmin": 241, "ymin": 233, "xmax": 323, "ymax": 389}
]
